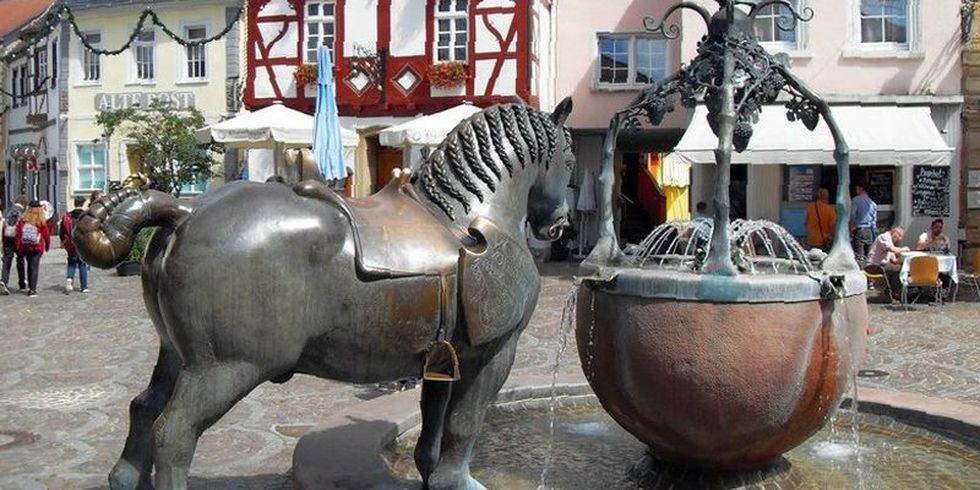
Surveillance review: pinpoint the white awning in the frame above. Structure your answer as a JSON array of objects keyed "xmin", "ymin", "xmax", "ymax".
[
  {"xmin": 672, "ymin": 105, "xmax": 953, "ymax": 167},
  {"xmin": 196, "ymin": 103, "xmax": 358, "ymax": 149},
  {"xmin": 378, "ymin": 103, "xmax": 481, "ymax": 147}
]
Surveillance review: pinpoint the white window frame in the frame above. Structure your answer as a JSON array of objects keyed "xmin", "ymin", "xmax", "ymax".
[
  {"xmin": 594, "ymin": 33, "xmax": 670, "ymax": 91},
  {"xmin": 179, "ymin": 22, "xmax": 209, "ymax": 83},
  {"xmin": 749, "ymin": 0, "xmax": 808, "ymax": 53},
  {"xmin": 73, "ymin": 142, "xmax": 108, "ymax": 193},
  {"xmin": 36, "ymin": 46, "xmax": 48, "ymax": 86},
  {"xmin": 304, "ymin": 0, "xmax": 337, "ymax": 64},
  {"xmin": 848, "ymin": 0, "xmax": 920, "ymax": 54},
  {"xmin": 434, "ymin": 0, "xmax": 469, "ymax": 63},
  {"xmin": 77, "ymin": 30, "xmax": 102, "ymax": 85},
  {"xmin": 130, "ymin": 27, "xmax": 156, "ymax": 84}
]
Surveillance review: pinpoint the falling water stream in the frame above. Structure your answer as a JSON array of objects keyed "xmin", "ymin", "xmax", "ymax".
[{"xmin": 537, "ymin": 288, "xmax": 577, "ymax": 490}]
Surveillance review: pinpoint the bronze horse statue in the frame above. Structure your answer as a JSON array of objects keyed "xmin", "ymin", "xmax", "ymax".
[{"xmin": 73, "ymin": 99, "xmax": 575, "ymax": 490}]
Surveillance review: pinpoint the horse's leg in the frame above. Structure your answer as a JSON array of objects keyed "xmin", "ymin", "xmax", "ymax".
[
  {"xmin": 109, "ymin": 342, "xmax": 181, "ymax": 490},
  {"xmin": 427, "ymin": 332, "xmax": 521, "ymax": 490},
  {"xmin": 152, "ymin": 361, "xmax": 265, "ymax": 490},
  {"xmin": 414, "ymin": 380, "xmax": 452, "ymax": 482}
]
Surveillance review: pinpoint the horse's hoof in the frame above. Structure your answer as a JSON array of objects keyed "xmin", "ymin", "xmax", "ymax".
[{"xmin": 108, "ymin": 460, "xmax": 147, "ymax": 490}]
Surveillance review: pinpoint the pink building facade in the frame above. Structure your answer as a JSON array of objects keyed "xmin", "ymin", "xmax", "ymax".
[{"xmin": 556, "ymin": 0, "xmax": 963, "ymax": 249}]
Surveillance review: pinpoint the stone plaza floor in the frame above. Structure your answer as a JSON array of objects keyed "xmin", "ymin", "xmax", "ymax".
[{"xmin": 0, "ymin": 249, "xmax": 978, "ymax": 489}]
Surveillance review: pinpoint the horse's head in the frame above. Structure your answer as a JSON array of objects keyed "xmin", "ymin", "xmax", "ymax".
[{"xmin": 528, "ymin": 97, "xmax": 575, "ymax": 241}]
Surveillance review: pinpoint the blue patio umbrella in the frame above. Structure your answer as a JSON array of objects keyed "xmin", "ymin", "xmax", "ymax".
[{"xmin": 313, "ymin": 45, "xmax": 347, "ymax": 181}]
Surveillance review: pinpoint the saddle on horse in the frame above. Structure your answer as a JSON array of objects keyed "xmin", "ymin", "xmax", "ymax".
[{"xmin": 293, "ymin": 170, "xmax": 538, "ymax": 380}]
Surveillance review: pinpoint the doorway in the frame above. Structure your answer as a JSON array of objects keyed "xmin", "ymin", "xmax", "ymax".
[
  {"xmin": 619, "ymin": 153, "xmax": 665, "ymax": 244},
  {"xmin": 375, "ymin": 148, "xmax": 403, "ymax": 194}
]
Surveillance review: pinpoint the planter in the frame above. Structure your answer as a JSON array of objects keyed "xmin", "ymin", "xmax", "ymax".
[
  {"xmin": 430, "ymin": 84, "xmax": 466, "ymax": 98},
  {"xmin": 116, "ymin": 261, "xmax": 142, "ymax": 277},
  {"xmin": 576, "ymin": 268, "xmax": 869, "ymax": 470}
]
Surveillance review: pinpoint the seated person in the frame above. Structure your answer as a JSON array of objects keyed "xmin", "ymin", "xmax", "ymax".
[
  {"xmin": 916, "ymin": 219, "xmax": 951, "ymax": 253},
  {"xmin": 915, "ymin": 218, "xmax": 954, "ymax": 295},
  {"xmin": 867, "ymin": 226, "xmax": 910, "ymax": 301}
]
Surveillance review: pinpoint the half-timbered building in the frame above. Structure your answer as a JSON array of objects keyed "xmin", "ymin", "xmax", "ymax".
[{"xmin": 244, "ymin": 0, "xmax": 555, "ymax": 193}]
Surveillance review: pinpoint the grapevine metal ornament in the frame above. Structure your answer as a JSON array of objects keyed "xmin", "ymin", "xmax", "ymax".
[
  {"xmin": 1, "ymin": 3, "xmax": 244, "ymax": 63},
  {"xmin": 589, "ymin": 0, "xmax": 857, "ymax": 275}
]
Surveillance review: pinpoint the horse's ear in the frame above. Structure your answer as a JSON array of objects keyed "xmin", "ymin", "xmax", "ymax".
[{"xmin": 550, "ymin": 97, "xmax": 574, "ymax": 126}]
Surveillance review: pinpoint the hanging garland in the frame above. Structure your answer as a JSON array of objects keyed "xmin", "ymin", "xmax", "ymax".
[
  {"xmin": 0, "ymin": 76, "xmax": 51, "ymax": 98},
  {"xmin": 1, "ymin": 2, "xmax": 244, "ymax": 63}
]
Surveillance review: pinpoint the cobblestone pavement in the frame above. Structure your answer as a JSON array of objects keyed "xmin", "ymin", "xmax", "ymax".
[{"xmin": 0, "ymin": 250, "xmax": 977, "ymax": 489}]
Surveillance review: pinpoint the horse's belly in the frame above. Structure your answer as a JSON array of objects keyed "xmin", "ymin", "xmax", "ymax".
[{"xmin": 295, "ymin": 274, "xmax": 445, "ymax": 383}]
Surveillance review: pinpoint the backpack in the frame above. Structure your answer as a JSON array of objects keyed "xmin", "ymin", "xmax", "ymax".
[
  {"xmin": 2, "ymin": 210, "xmax": 19, "ymax": 238},
  {"xmin": 21, "ymin": 222, "xmax": 40, "ymax": 246}
]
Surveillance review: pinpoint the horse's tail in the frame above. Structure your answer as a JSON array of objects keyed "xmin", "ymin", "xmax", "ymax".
[{"xmin": 72, "ymin": 188, "xmax": 190, "ymax": 269}]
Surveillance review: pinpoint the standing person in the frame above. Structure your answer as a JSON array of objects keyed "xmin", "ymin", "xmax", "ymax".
[
  {"xmin": 1, "ymin": 196, "xmax": 28, "ymax": 295},
  {"xmin": 61, "ymin": 196, "xmax": 90, "ymax": 294},
  {"xmin": 694, "ymin": 201, "xmax": 709, "ymax": 220},
  {"xmin": 15, "ymin": 201, "xmax": 51, "ymax": 297},
  {"xmin": 849, "ymin": 182, "xmax": 877, "ymax": 265},
  {"xmin": 89, "ymin": 190, "xmax": 105, "ymax": 206},
  {"xmin": 805, "ymin": 188, "xmax": 836, "ymax": 251}
]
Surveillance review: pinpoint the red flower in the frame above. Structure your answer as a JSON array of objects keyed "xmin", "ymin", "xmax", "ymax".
[
  {"xmin": 428, "ymin": 62, "xmax": 467, "ymax": 89},
  {"xmin": 293, "ymin": 64, "xmax": 318, "ymax": 86}
]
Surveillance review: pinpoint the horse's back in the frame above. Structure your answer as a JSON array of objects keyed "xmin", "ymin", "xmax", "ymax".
[{"xmin": 146, "ymin": 181, "xmax": 352, "ymax": 366}]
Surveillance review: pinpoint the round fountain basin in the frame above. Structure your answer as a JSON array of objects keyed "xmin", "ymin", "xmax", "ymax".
[
  {"xmin": 386, "ymin": 400, "xmax": 980, "ymax": 489},
  {"xmin": 576, "ymin": 268, "xmax": 869, "ymax": 470}
]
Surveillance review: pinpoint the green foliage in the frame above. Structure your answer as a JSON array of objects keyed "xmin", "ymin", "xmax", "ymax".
[
  {"xmin": 96, "ymin": 101, "xmax": 223, "ymax": 197},
  {"xmin": 130, "ymin": 227, "xmax": 156, "ymax": 262}
]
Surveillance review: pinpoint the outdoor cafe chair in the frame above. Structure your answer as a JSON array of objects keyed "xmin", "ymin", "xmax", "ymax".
[
  {"xmin": 864, "ymin": 264, "xmax": 892, "ymax": 302},
  {"xmin": 902, "ymin": 255, "xmax": 941, "ymax": 310},
  {"xmin": 955, "ymin": 249, "xmax": 980, "ymax": 302}
]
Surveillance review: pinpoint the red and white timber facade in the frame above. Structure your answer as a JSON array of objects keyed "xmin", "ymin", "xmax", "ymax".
[{"xmin": 244, "ymin": 0, "xmax": 555, "ymax": 117}]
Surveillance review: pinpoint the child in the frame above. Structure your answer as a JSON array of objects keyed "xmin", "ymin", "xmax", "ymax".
[{"xmin": 61, "ymin": 196, "xmax": 90, "ymax": 293}]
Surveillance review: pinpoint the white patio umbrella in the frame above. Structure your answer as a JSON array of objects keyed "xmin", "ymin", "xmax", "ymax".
[
  {"xmin": 378, "ymin": 103, "xmax": 481, "ymax": 169},
  {"xmin": 196, "ymin": 103, "xmax": 358, "ymax": 178}
]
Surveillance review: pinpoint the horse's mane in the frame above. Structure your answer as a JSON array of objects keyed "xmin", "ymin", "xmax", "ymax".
[{"xmin": 412, "ymin": 103, "xmax": 567, "ymax": 220}]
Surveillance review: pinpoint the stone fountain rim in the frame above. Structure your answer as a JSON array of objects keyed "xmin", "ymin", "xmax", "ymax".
[
  {"xmin": 579, "ymin": 266, "xmax": 867, "ymax": 303},
  {"xmin": 290, "ymin": 376, "xmax": 980, "ymax": 489}
]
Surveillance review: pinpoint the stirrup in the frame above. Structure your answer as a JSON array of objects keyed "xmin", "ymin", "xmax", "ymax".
[{"xmin": 423, "ymin": 340, "xmax": 460, "ymax": 382}]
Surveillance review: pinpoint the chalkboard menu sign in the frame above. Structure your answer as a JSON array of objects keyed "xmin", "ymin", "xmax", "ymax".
[
  {"xmin": 786, "ymin": 165, "xmax": 820, "ymax": 203},
  {"xmin": 865, "ymin": 170, "xmax": 894, "ymax": 206},
  {"xmin": 911, "ymin": 166, "xmax": 950, "ymax": 217}
]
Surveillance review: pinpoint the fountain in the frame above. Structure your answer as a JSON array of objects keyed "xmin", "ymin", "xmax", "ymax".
[{"xmin": 576, "ymin": 0, "xmax": 870, "ymax": 471}]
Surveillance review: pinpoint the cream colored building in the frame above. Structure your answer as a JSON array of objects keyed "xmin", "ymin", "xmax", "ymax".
[
  {"xmin": 63, "ymin": 0, "xmax": 240, "ymax": 206},
  {"xmin": 3, "ymin": 0, "xmax": 242, "ymax": 212}
]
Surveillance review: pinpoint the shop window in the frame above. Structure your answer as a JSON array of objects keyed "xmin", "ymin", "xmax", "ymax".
[
  {"xmin": 435, "ymin": 0, "xmax": 468, "ymax": 62},
  {"xmin": 81, "ymin": 32, "xmax": 101, "ymax": 83},
  {"xmin": 75, "ymin": 144, "xmax": 107, "ymax": 192},
  {"xmin": 184, "ymin": 25, "xmax": 208, "ymax": 80},
  {"xmin": 597, "ymin": 34, "xmax": 668, "ymax": 89},
  {"xmin": 305, "ymin": 0, "xmax": 336, "ymax": 63},
  {"xmin": 133, "ymin": 29, "xmax": 155, "ymax": 81},
  {"xmin": 183, "ymin": 177, "xmax": 208, "ymax": 194}
]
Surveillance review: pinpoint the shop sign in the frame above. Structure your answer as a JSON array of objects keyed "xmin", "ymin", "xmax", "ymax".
[
  {"xmin": 94, "ymin": 92, "xmax": 196, "ymax": 111},
  {"xmin": 26, "ymin": 113, "xmax": 48, "ymax": 127}
]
